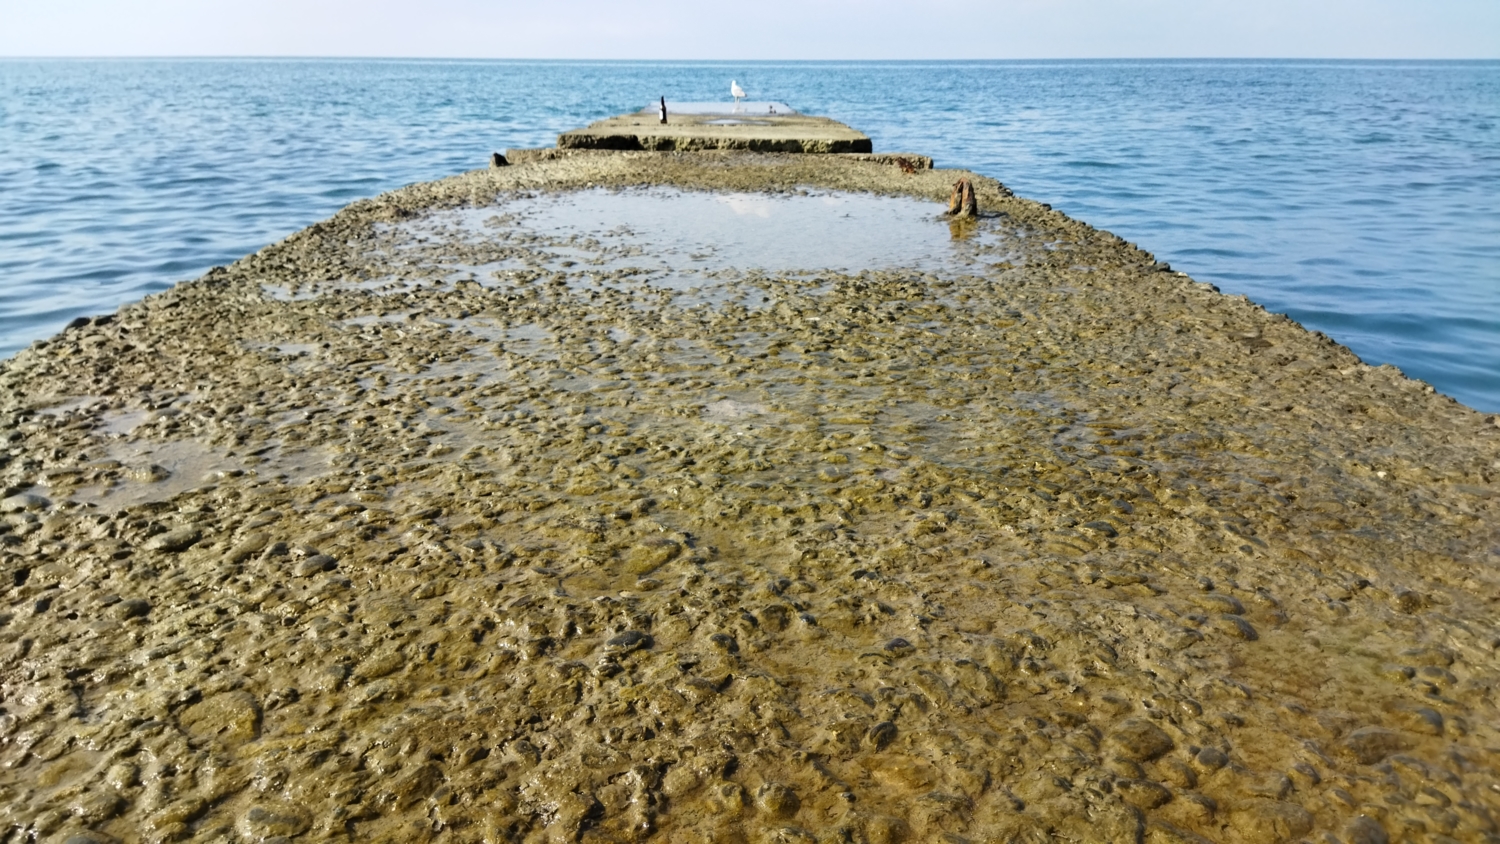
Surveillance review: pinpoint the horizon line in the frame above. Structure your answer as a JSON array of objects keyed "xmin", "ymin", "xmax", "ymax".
[{"xmin": 3, "ymin": 55, "xmax": 1498, "ymax": 63}]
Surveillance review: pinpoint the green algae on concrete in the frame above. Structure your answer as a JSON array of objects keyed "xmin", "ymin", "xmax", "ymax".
[{"xmin": 1, "ymin": 150, "xmax": 1499, "ymax": 844}]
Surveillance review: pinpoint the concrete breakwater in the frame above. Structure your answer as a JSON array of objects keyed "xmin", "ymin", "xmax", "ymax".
[
  {"xmin": 554, "ymin": 103, "xmax": 874, "ymax": 154},
  {"xmin": 1, "ymin": 150, "xmax": 1498, "ymax": 844}
]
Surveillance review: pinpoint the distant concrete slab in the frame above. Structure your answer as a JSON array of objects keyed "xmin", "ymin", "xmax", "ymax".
[
  {"xmin": 556, "ymin": 105, "xmax": 871, "ymax": 154},
  {"xmin": 654, "ymin": 101, "xmax": 797, "ymax": 115},
  {"xmin": 503, "ymin": 147, "xmax": 934, "ymax": 170}
]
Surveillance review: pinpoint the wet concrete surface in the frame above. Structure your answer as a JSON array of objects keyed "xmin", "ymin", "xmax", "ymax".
[{"xmin": 1, "ymin": 150, "xmax": 1499, "ymax": 844}]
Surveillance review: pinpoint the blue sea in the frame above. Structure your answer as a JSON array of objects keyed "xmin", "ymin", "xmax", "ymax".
[{"xmin": 2, "ymin": 59, "xmax": 1497, "ymax": 411}]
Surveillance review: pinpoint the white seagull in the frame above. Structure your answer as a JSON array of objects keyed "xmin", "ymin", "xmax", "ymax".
[{"xmin": 731, "ymin": 80, "xmax": 746, "ymax": 104}]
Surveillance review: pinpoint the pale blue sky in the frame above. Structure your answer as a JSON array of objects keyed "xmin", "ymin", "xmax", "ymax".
[{"xmin": 2, "ymin": 0, "xmax": 1496, "ymax": 59}]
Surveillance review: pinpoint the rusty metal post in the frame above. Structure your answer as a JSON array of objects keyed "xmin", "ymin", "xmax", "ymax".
[{"xmin": 948, "ymin": 178, "xmax": 978, "ymax": 218}]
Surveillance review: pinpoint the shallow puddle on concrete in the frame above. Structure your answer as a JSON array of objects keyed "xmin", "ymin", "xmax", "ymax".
[
  {"xmin": 419, "ymin": 188, "xmax": 1016, "ymax": 275},
  {"xmin": 358, "ymin": 188, "xmax": 1032, "ymax": 316},
  {"xmin": 35, "ymin": 395, "xmax": 105, "ymax": 417},
  {"xmin": 339, "ymin": 312, "xmax": 413, "ymax": 328},
  {"xmin": 246, "ymin": 341, "xmax": 319, "ymax": 356},
  {"xmin": 702, "ymin": 398, "xmax": 776, "ymax": 422},
  {"xmin": 96, "ymin": 407, "xmax": 151, "ymax": 436},
  {"xmin": 31, "ymin": 395, "xmax": 216, "ymax": 440},
  {"xmin": 62, "ymin": 438, "xmax": 336, "ymax": 512},
  {"xmin": 391, "ymin": 356, "xmax": 510, "ymax": 384},
  {"xmin": 259, "ymin": 283, "xmax": 323, "ymax": 302},
  {"xmin": 498, "ymin": 323, "xmax": 557, "ymax": 360},
  {"xmin": 441, "ymin": 320, "xmax": 508, "ymax": 344}
]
